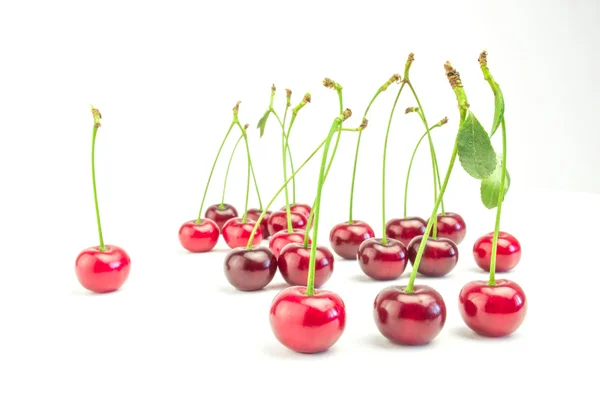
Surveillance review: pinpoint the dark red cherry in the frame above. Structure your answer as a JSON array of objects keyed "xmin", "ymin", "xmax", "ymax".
[
  {"xmin": 222, "ymin": 217, "xmax": 263, "ymax": 249},
  {"xmin": 267, "ymin": 210, "xmax": 308, "ymax": 236},
  {"xmin": 459, "ymin": 279, "xmax": 527, "ymax": 337},
  {"xmin": 407, "ymin": 236, "xmax": 459, "ymax": 277},
  {"xmin": 357, "ymin": 238, "xmax": 408, "ymax": 281},
  {"xmin": 223, "ymin": 246, "xmax": 278, "ymax": 291},
  {"xmin": 329, "ymin": 220, "xmax": 375, "ymax": 260},
  {"xmin": 205, "ymin": 203, "xmax": 238, "ymax": 231},
  {"xmin": 270, "ymin": 286, "xmax": 346, "ymax": 353},
  {"xmin": 374, "ymin": 285, "xmax": 446, "ymax": 345},
  {"xmin": 75, "ymin": 245, "xmax": 131, "ymax": 293},
  {"xmin": 473, "ymin": 231, "xmax": 521, "ymax": 272},
  {"xmin": 428, "ymin": 212, "xmax": 466, "ymax": 244},
  {"xmin": 245, "ymin": 208, "xmax": 272, "ymax": 239},
  {"xmin": 269, "ymin": 229, "xmax": 311, "ymax": 259},
  {"xmin": 178, "ymin": 218, "xmax": 220, "ymax": 252},
  {"xmin": 385, "ymin": 216, "xmax": 426, "ymax": 247},
  {"xmin": 281, "ymin": 203, "xmax": 312, "ymax": 219},
  {"xmin": 278, "ymin": 243, "xmax": 334, "ymax": 287}
]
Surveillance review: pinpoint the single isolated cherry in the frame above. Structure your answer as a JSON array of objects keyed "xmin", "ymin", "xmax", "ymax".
[
  {"xmin": 224, "ymin": 246, "xmax": 278, "ymax": 291},
  {"xmin": 429, "ymin": 212, "xmax": 467, "ymax": 245},
  {"xmin": 246, "ymin": 208, "xmax": 272, "ymax": 238},
  {"xmin": 357, "ymin": 238, "xmax": 408, "ymax": 280},
  {"xmin": 385, "ymin": 216, "xmax": 426, "ymax": 247},
  {"xmin": 267, "ymin": 209, "xmax": 308, "ymax": 236},
  {"xmin": 205, "ymin": 203, "xmax": 238, "ymax": 231},
  {"xmin": 281, "ymin": 203, "xmax": 312, "ymax": 219},
  {"xmin": 407, "ymin": 236, "xmax": 459, "ymax": 277},
  {"xmin": 269, "ymin": 229, "xmax": 310, "ymax": 259},
  {"xmin": 178, "ymin": 219, "xmax": 219, "ymax": 253},
  {"xmin": 278, "ymin": 243, "xmax": 334, "ymax": 287},
  {"xmin": 222, "ymin": 217, "xmax": 263, "ymax": 249},
  {"xmin": 329, "ymin": 220, "xmax": 375, "ymax": 260},
  {"xmin": 473, "ymin": 231, "xmax": 521, "ymax": 272}
]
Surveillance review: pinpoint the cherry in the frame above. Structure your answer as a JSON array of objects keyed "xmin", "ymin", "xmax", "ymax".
[
  {"xmin": 246, "ymin": 208, "xmax": 272, "ymax": 239},
  {"xmin": 459, "ymin": 279, "xmax": 527, "ymax": 337},
  {"xmin": 429, "ymin": 212, "xmax": 466, "ymax": 244},
  {"xmin": 178, "ymin": 219, "xmax": 219, "ymax": 252},
  {"xmin": 222, "ymin": 217, "xmax": 263, "ymax": 249},
  {"xmin": 329, "ymin": 220, "xmax": 375, "ymax": 260},
  {"xmin": 385, "ymin": 216, "xmax": 426, "ymax": 247},
  {"xmin": 75, "ymin": 245, "xmax": 131, "ymax": 293},
  {"xmin": 278, "ymin": 243, "xmax": 334, "ymax": 287},
  {"xmin": 473, "ymin": 231, "xmax": 521, "ymax": 272},
  {"xmin": 407, "ymin": 236, "xmax": 458, "ymax": 277},
  {"xmin": 269, "ymin": 286, "xmax": 346, "ymax": 353},
  {"xmin": 269, "ymin": 229, "xmax": 310, "ymax": 259},
  {"xmin": 223, "ymin": 246, "xmax": 278, "ymax": 291},
  {"xmin": 267, "ymin": 209, "xmax": 308, "ymax": 236},
  {"xmin": 373, "ymin": 285, "xmax": 446, "ymax": 345},
  {"xmin": 281, "ymin": 203, "xmax": 312, "ymax": 219},
  {"xmin": 205, "ymin": 203, "xmax": 238, "ymax": 231},
  {"xmin": 357, "ymin": 238, "xmax": 408, "ymax": 280}
]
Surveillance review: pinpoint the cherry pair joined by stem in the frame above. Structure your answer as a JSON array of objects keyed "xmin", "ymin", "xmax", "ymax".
[
  {"xmin": 473, "ymin": 231, "xmax": 521, "ymax": 272},
  {"xmin": 329, "ymin": 220, "xmax": 375, "ymax": 260}
]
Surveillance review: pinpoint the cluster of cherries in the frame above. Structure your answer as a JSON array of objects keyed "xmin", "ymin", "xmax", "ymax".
[{"xmin": 75, "ymin": 51, "xmax": 527, "ymax": 354}]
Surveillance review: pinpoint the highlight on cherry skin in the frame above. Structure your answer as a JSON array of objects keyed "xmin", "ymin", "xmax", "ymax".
[
  {"xmin": 459, "ymin": 279, "xmax": 527, "ymax": 337},
  {"xmin": 357, "ymin": 238, "xmax": 408, "ymax": 281},
  {"xmin": 223, "ymin": 246, "xmax": 278, "ymax": 291},
  {"xmin": 178, "ymin": 218, "xmax": 220, "ymax": 253},
  {"xmin": 428, "ymin": 212, "xmax": 467, "ymax": 245},
  {"xmin": 278, "ymin": 243, "xmax": 334, "ymax": 287},
  {"xmin": 473, "ymin": 231, "xmax": 521, "ymax": 272},
  {"xmin": 205, "ymin": 203, "xmax": 238, "ymax": 231},
  {"xmin": 269, "ymin": 286, "xmax": 346, "ymax": 354},
  {"xmin": 246, "ymin": 208, "xmax": 272, "ymax": 239},
  {"xmin": 385, "ymin": 216, "xmax": 426, "ymax": 247},
  {"xmin": 407, "ymin": 236, "xmax": 459, "ymax": 277},
  {"xmin": 329, "ymin": 220, "xmax": 375, "ymax": 260},
  {"xmin": 269, "ymin": 229, "xmax": 311, "ymax": 259},
  {"xmin": 280, "ymin": 203, "xmax": 312, "ymax": 219},
  {"xmin": 75, "ymin": 245, "xmax": 131, "ymax": 294},
  {"xmin": 222, "ymin": 217, "xmax": 263, "ymax": 249},
  {"xmin": 373, "ymin": 285, "xmax": 446, "ymax": 345},
  {"xmin": 267, "ymin": 209, "xmax": 308, "ymax": 236}
]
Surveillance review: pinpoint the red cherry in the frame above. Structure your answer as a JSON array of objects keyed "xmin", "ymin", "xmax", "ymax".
[
  {"xmin": 205, "ymin": 203, "xmax": 238, "ymax": 231},
  {"xmin": 178, "ymin": 219, "xmax": 219, "ymax": 252},
  {"xmin": 385, "ymin": 216, "xmax": 426, "ymax": 247},
  {"xmin": 267, "ymin": 210, "xmax": 308, "ymax": 236},
  {"xmin": 459, "ymin": 279, "xmax": 527, "ymax": 337},
  {"xmin": 223, "ymin": 246, "xmax": 278, "ymax": 291},
  {"xmin": 222, "ymin": 217, "xmax": 263, "ymax": 249},
  {"xmin": 473, "ymin": 232, "xmax": 521, "ymax": 272},
  {"xmin": 246, "ymin": 208, "xmax": 272, "ymax": 239},
  {"xmin": 407, "ymin": 236, "xmax": 459, "ymax": 277},
  {"xmin": 329, "ymin": 220, "xmax": 375, "ymax": 260},
  {"xmin": 374, "ymin": 285, "xmax": 446, "ymax": 345},
  {"xmin": 357, "ymin": 238, "xmax": 408, "ymax": 280},
  {"xmin": 281, "ymin": 203, "xmax": 312, "ymax": 219},
  {"xmin": 278, "ymin": 243, "xmax": 334, "ymax": 287},
  {"xmin": 75, "ymin": 245, "xmax": 131, "ymax": 293},
  {"xmin": 269, "ymin": 229, "xmax": 311, "ymax": 259},
  {"xmin": 428, "ymin": 212, "xmax": 466, "ymax": 244},
  {"xmin": 270, "ymin": 286, "xmax": 346, "ymax": 353}
]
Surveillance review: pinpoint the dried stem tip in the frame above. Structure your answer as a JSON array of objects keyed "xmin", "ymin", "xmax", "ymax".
[
  {"xmin": 271, "ymin": 84, "xmax": 276, "ymax": 92},
  {"xmin": 323, "ymin": 78, "xmax": 336, "ymax": 89},
  {"xmin": 360, "ymin": 118, "xmax": 368, "ymax": 130},
  {"xmin": 233, "ymin": 100, "xmax": 242, "ymax": 114},
  {"xmin": 90, "ymin": 105, "xmax": 102, "ymax": 128},
  {"xmin": 440, "ymin": 116, "xmax": 449, "ymax": 125},
  {"xmin": 285, "ymin": 88, "xmax": 292, "ymax": 98},
  {"xmin": 478, "ymin": 50, "xmax": 488, "ymax": 66},
  {"xmin": 342, "ymin": 108, "xmax": 352, "ymax": 121},
  {"xmin": 405, "ymin": 107, "xmax": 419, "ymax": 114},
  {"xmin": 407, "ymin": 52, "xmax": 415, "ymax": 63},
  {"xmin": 444, "ymin": 61, "xmax": 463, "ymax": 88},
  {"xmin": 244, "ymin": 123, "xmax": 249, "ymax": 130},
  {"xmin": 303, "ymin": 93, "xmax": 312, "ymax": 104}
]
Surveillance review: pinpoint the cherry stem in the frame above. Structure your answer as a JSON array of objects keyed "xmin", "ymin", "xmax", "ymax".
[
  {"xmin": 221, "ymin": 134, "xmax": 243, "ymax": 206},
  {"xmin": 90, "ymin": 106, "xmax": 105, "ymax": 251},
  {"xmin": 235, "ymin": 122, "xmax": 253, "ymax": 223},
  {"xmin": 488, "ymin": 118, "xmax": 507, "ymax": 286},
  {"xmin": 306, "ymin": 110, "xmax": 350, "ymax": 296}
]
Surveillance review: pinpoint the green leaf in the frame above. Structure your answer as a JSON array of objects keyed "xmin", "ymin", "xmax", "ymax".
[
  {"xmin": 480, "ymin": 155, "xmax": 510, "ymax": 209},
  {"xmin": 457, "ymin": 112, "xmax": 497, "ymax": 180},
  {"xmin": 257, "ymin": 109, "xmax": 271, "ymax": 138},
  {"xmin": 489, "ymin": 81, "xmax": 504, "ymax": 138}
]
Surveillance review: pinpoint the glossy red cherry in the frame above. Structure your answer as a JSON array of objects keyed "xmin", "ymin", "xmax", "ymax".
[
  {"xmin": 178, "ymin": 219, "xmax": 219, "ymax": 252},
  {"xmin": 269, "ymin": 229, "xmax": 311, "ymax": 259},
  {"xmin": 459, "ymin": 279, "xmax": 527, "ymax": 337},
  {"xmin": 357, "ymin": 238, "xmax": 408, "ymax": 280},
  {"xmin": 270, "ymin": 286, "xmax": 346, "ymax": 353},
  {"xmin": 407, "ymin": 236, "xmax": 459, "ymax": 277},
  {"xmin": 205, "ymin": 203, "xmax": 238, "ymax": 231},
  {"xmin": 373, "ymin": 285, "xmax": 446, "ymax": 345},
  {"xmin": 246, "ymin": 208, "xmax": 272, "ymax": 239},
  {"xmin": 75, "ymin": 245, "xmax": 131, "ymax": 293},
  {"xmin": 428, "ymin": 212, "xmax": 466, "ymax": 244},
  {"xmin": 267, "ymin": 210, "xmax": 308, "ymax": 236},
  {"xmin": 223, "ymin": 246, "xmax": 278, "ymax": 291},
  {"xmin": 278, "ymin": 243, "xmax": 334, "ymax": 287},
  {"xmin": 473, "ymin": 232, "xmax": 521, "ymax": 272},
  {"xmin": 329, "ymin": 220, "xmax": 375, "ymax": 260},
  {"xmin": 222, "ymin": 217, "xmax": 263, "ymax": 249},
  {"xmin": 385, "ymin": 216, "xmax": 426, "ymax": 247},
  {"xmin": 281, "ymin": 203, "xmax": 312, "ymax": 219}
]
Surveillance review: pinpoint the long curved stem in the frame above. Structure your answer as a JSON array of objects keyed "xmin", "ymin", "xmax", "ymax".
[
  {"xmin": 221, "ymin": 135, "xmax": 243, "ymax": 205},
  {"xmin": 236, "ymin": 123, "xmax": 252, "ymax": 223},
  {"xmin": 272, "ymin": 110, "xmax": 295, "ymax": 232},
  {"xmin": 91, "ymin": 126, "xmax": 105, "ymax": 251},
  {"xmin": 250, "ymin": 160, "xmax": 263, "ymax": 210},
  {"xmin": 488, "ymin": 118, "xmax": 507, "ymax": 286}
]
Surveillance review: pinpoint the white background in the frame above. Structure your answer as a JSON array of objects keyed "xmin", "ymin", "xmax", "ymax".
[{"xmin": 0, "ymin": 0, "xmax": 598, "ymax": 397}]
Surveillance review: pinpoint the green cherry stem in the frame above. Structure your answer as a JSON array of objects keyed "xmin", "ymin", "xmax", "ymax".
[
  {"xmin": 90, "ymin": 106, "xmax": 106, "ymax": 252},
  {"xmin": 220, "ymin": 134, "xmax": 243, "ymax": 206},
  {"xmin": 488, "ymin": 118, "xmax": 507, "ymax": 286},
  {"xmin": 235, "ymin": 122, "xmax": 255, "ymax": 223}
]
